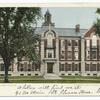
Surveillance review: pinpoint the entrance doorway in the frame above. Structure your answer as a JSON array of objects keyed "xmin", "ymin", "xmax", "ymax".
[{"xmin": 47, "ymin": 63, "xmax": 53, "ymax": 73}]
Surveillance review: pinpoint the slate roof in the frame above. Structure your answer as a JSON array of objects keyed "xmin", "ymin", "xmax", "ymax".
[{"xmin": 35, "ymin": 26, "xmax": 88, "ymax": 37}]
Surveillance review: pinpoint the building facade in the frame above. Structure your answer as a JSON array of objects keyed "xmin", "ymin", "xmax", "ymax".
[{"xmin": 0, "ymin": 10, "xmax": 100, "ymax": 77}]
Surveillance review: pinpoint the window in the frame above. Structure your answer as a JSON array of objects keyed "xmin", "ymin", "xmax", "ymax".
[
  {"xmin": 20, "ymin": 64, "xmax": 24, "ymax": 71},
  {"xmin": 68, "ymin": 40, "xmax": 71, "ymax": 46},
  {"xmin": 75, "ymin": 73, "xmax": 78, "ymax": 76},
  {"xmin": 74, "ymin": 64, "xmax": 79, "ymax": 71},
  {"xmin": 85, "ymin": 64, "xmax": 90, "ymax": 71},
  {"xmin": 28, "ymin": 74, "xmax": 31, "ymax": 76},
  {"xmin": 74, "ymin": 40, "xmax": 78, "ymax": 46},
  {"xmin": 91, "ymin": 49, "xmax": 97, "ymax": 59},
  {"xmin": 92, "ymin": 35, "xmax": 97, "ymax": 47},
  {"xmin": 61, "ymin": 51, "xmax": 65, "ymax": 59},
  {"xmin": 68, "ymin": 51, "xmax": 72, "ymax": 59},
  {"xmin": 90, "ymin": 64, "xmax": 96, "ymax": 71},
  {"xmin": 28, "ymin": 64, "xmax": 31, "ymax": 71},
  {"xmin": 32, "ymin": 64, "xmax": 35, "ymax": 71},
  {"xmin": 35, "ymin": 65, "xmax": 40, "ymax": 71},
  {"xmin": 62, "ymin": 51, "xmax": 65, "ymax": 54},
  {"xmin": 97, "ymin": 64, "xmax": 100, "ymax": 71},
  {"xmin": 72, "ymin": 64, "xmax": 79, "ymax": 71},
  {"xmin": 61, "ymin": 54, "xmax": 65, "ymax": 59},
  {"xmin": 47, "ymin": 33, "xmax": 53, "ymax": 47},
  {"xmin": 88, "ymin": 51, "xmax": 90, "ymax": 54},
  {"xmin": 68, "ymin": 74, "xmax": 72, "ymax": 76},
  {"xmin": 87, "ymin": 74, "xmax": 90, "ymax": 76},
  {"xmin": 74, "ymin": 52, "xmax": 78, "ymax": 60},
  {"xmin": 61, "ymin": 40, "xmax": 65, "ymax": 47},
  {"xmin": 66, "ymin": 64, "xmax": 72, "ymax": 71},
  {"xmin": 93, "ymin": 74, "xmax": 97, "ymax": 76},
  {"xmin": 61, "ymin": 74, "xmax": 65, "ymax": 76},
  {"xmin": 24, "ymin": 62, "xmax": 27, "ymax": 71},
  {"xmin": 86, "ymin": 40, "xmax": 90, "ymax": 47},
  {"xmin": 35, "ymin": 74, "xmax": 38, "ymax": 76},
  {"xmin": 86, "ymin": 50, "xmax": 90, "ymax": 60},
  {"xmin": 59, "ymin": 64, "xmax": 65, "ymax": 71},
  {"xmin": 20, "ymin": 74, "xmax": 24, "ymax": 76},
  {"xmin": 48, "ymin": 52, "xmax": 52, "ymax": 58}
]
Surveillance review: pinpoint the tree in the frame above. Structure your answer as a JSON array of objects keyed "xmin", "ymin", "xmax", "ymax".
[
  {"xmin": 95, "ymin": 8, "xmax": 100, "ymax": 36},
  {"xmin": 0, "ymin": 7, "xmax": 41, "ymax": 83}
]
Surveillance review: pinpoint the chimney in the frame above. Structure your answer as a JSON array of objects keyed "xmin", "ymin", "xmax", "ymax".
[{"xmin": 75, "ymin": 24, "xmax": 80, "ymax": 32}]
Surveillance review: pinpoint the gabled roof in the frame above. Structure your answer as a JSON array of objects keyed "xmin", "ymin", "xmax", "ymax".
[
  {"xmin": 84, "ymin": 25, "xmax": 96, "ymax": 37},
  {"xmin": 35, "ymin": 27, "xmax": 88, "ymax": 37}
]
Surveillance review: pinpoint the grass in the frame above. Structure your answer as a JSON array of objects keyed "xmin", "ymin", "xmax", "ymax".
[
  {"xmin": 0, "ymin": 76, "xmax": 100, "ymax": 83},
  {"xmin": 0, "ymin": 76, "xmax": 43, "ymax": 83},
  {"xmin": 61, "ymin": 76, "xmax": 100, "ymax": 79},
  {"xmin": 5, "ymin": 80, "xmax": 100, "ymax": 83}
]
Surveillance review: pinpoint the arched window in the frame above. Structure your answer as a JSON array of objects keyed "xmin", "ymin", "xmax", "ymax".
[{"xmin": 47, "ymin": 33, "xmax": 53, "ymax": 47}]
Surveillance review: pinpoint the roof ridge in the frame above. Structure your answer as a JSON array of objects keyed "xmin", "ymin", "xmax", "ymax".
[
  {"xmin": 36, "ymin": 27, "xmax": 87, "ymax": 30},
  {"xmin": 54, "ymin": 27, "xmax": 87, "ymax": 30}
]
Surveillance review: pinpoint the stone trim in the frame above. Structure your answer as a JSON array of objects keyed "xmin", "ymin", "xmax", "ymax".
[
  {"xmin": 44, "ymin": 39, "xmax": 47, "ymax": 58},
  {"xmin": 65, "ymin": 40, "xmax": 68, "ymax": 60},
  {"xmin": 97, "ymin": 39, "xmax": 99, "ymax": 60}
]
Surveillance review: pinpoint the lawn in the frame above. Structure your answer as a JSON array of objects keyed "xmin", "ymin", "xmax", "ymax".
[
  {"xmin": 0, "ymin": 76, "xmax": 100, "ymax": 83},
  {"xmin": 61, "ymin": 76, "xmax": 100, "ymax": 79}
]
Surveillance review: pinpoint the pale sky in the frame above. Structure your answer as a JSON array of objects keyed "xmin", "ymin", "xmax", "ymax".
[{"xmin": 37, "ymin": 7, "xmax": 100, "ymax": 29}]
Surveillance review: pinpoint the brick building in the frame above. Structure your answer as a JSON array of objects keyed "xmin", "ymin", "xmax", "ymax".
[{"xmin": 0, "ymin": 10, "xmax": 100, "ymax": 77}]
